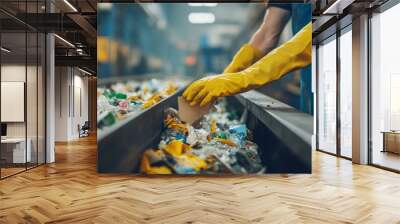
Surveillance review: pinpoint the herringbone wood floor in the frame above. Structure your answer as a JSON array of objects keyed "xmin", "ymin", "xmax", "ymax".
[{"xmin": 1, "ymin": 135, "xmax": 400, "ymax": 224}]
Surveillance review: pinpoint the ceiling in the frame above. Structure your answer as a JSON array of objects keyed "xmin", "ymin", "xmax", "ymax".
[{"xmin": 1, "ymin": 0, "xmax": 389, "ymax": 75}]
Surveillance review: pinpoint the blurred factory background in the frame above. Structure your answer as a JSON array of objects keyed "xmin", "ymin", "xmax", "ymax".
[{"xmin": 97, "ymin": 3, "xmax": 306, "ymax": 111}]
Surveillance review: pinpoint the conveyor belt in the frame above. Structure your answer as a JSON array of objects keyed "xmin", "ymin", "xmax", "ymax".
[
  {"xmin": 98, "ymin": 89, "xmax": 312, "ymax": 173},
  {"xmin": 98, "ymin": 88, "xmax": 183, "ymax": 173},
  {"xmin": 235, "ymin": 91, "xmax": 312, "ymax": 172}
]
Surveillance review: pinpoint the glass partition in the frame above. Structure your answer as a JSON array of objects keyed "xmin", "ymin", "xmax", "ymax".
[
  {"xmin": 0, "ymin": 1, "xmax": 46, "ymax": 179},
  {"xmin": 317, "ymin": 35, "xmax": 337, "ymax": 154},
  {"xmin": 370, "ymin": 3, "xmax": 400, "ymax": 171},
  {"xmin": 1, "ymin": 30, "xmax": 28, "ymax": 177},
  {"xmin": 339, "ymin": 27, "xmax": 352, "ymax": 158}
]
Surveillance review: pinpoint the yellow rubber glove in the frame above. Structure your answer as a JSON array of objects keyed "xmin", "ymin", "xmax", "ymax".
[
  {"xmin": 183, "ymin": 22, "xmax": 312, "ymax": 107},
  {"xmin": 224, "ymin": 44, "xmax": 263, "ymax": 73}
]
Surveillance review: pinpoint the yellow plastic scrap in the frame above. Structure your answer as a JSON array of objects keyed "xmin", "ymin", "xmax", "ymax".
[
  {"xmin": 140, "ymin": 150, "xmax": 172, "ymax": 174},
  {"xmin": 176, "ymin": 154, "xmax": 208, "ymax": 172},
  {"xmin": 115, "ymin": 113, "xmax": 126, "ymax": 120},
  {"xmin": 164, "ymin": 140, "xmax": 191, "ymax": 157},
  {"xmin": 162, "ymin": 140, "xmax": 207, "ymax": 172},
  {"xmin": 151, "ymin": 94, "xmax": 162, "ymax": 102},
  {"xmin": 141, "ymin": 100, "xmax": 154, "ymax": 109},
  {"xmin": 207, "ymin": 119, "xmax": 217, "ymax": 141},
  {"xmin": 170, "ymin": 123, "xmax": 188, "ymax": 134},
  {"xmin": 163, "ymin": 82, "xmax": 178, "ymax": 95},
  {"xmin": 164, "ymin": 117, "xmax": 188, "ymax": 134},
  {"xmin": 164, "ymin": 117, "xmax": 175, "ymax": 127},
  {"xmin": 214, "ymin": 138, "xmax": 236, "ymax": 147},
  {"xmin": 143, "ymin": 87, "xmax": 149, "ymax": 94},
  {"xmin": 141, "ymin": 94, "xmax": 162, "ymax": 109},
  {"xmin": 124, "ymin": 85, "xmax": 133, "ymax": 92},
  {"xmin": 128, "ymin": 95, "xmax": 140, "ymax": 101},
  {"xmin": 146, "ymin": 165, "xmax": 172, "ymax": 174},
  {"xmin": 210, "ymin": 119, "xmax": 217, "ymax": 134}
]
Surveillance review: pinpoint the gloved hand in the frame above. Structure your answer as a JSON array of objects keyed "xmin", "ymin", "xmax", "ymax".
[
  {"xmin": 183, "ymin": 73, "xmax": 249, "ymax": 106},
  {"xmin": 223, "ymin": 44, "xmax": 263, "ymax": 73},
  {"xmin": 183, "ymin": 22, "xmax": 312, "ymax": 107}
]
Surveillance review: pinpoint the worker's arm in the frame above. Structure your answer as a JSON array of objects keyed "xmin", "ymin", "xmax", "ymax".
[
  {"xmin": 224, "ymin": 7, "xmax": 291, "ymax": 73},
  {"xmin": 183, "ymin": 22, "xmax": 312, "ymax": 107},
  {"xmin": 249, "ymin": 7, "xmax": 291, "ymax": 56}
]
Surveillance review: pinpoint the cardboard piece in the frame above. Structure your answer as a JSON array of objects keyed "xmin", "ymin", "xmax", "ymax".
[{"xmin": 178, "ymin": 96, "xmax": 212, "ymax": 124}]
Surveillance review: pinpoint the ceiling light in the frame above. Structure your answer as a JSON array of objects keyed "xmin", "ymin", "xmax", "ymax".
[
  {"xmin": 78, "ymin": 67, "xmax": 92, "ymax": 76},
  {"xmin": 76, "ymin": 49, "xmax": 84, "ymax": 55},
  {"xmin": 322, "ymin": 0, "xmax": 354, "ymax": 15},
  {"xmin": 188, "ymin": 3, "xmax": 218, "ymax": 7},
  {"xmin": 188, "ymin": 12, "xmax": 215, "ymax": 24},
  {"xmin": 1, "ymin": 47, "xmax": 11, "ymax": 53},
  {"xmin": 98, "ymin": 3, "xmax": 113, "ymax": 10},
  {"xmin": 54, "ymin": 34, "xmax": 75, "ymax": 48},
  {"xmin": 63, "ymin": 0, "xmax": 78, "ymax": 12}
]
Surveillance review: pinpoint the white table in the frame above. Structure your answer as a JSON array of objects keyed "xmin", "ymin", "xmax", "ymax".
[{"xmin": 1, "ymin": 138, "xmax": 31, "ymax": 163}]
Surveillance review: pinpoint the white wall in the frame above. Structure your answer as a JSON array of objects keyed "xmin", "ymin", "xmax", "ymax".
[
  {"xmin": 73, "ymin": 73, "xmax": 89, "ymax": 137},
  {"xmin": 1, "ymin": 65, "xmax": 26, "ymax": 139},
  {"xmin": 55, "ymin": 67, "xmax": 89, "ymax": 141},
  {"xmin": 55, "ymin": 67, "xmax": 69, "ymax": 141},
  {"xmin": 1, "ymin": 65, "xmax": 41, "ymax": 137}
]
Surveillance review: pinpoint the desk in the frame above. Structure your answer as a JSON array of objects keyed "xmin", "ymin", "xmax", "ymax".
[
  {"xmin": 382, "ymin": 131, "xmax": 400, "ymax": 154},
  {"xmin": 1, "ymin": 138, "xmax": 31, "ymax": 163}
]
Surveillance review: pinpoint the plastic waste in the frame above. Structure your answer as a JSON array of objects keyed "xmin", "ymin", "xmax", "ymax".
[
  {"xmin": 140, "ymin": 149, "xmax": 172, "ymax": 174},
  {"xmin": 186, "ymin": 126, "xmax": 208, "ymax": 146},
  {"xmin": 97, "ymin": 79, "xmax": 184, "ymax": 130},
  {"xmin": 140, "ymin": 99, "xmax": 266, "ymax": 174},
  {"xmin": 97, "ymin": 111, "xmax": 116, "ymax": 129}
]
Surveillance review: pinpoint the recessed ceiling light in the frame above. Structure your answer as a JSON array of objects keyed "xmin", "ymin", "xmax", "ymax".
[
  {"xmin": 188, "ymin": 3, "xmax": 218, "ymax": 7},
  {"xmin": 78, "ymin": 67, "xmax": 92, "ymax": 76},
  {"xmin": 188, "ymin": 12, "xmax": 215, "ymax": 24},
  {"xmin": 54, "ymin": 34, "xmax": 75, "ymax": 48},
  {"xmin": 98, "ymin": 3, "xmax": 113, "ymax": 10},
  {"xmin": 63, "ymin": 0, "xmax": 78, "ymax": 12}
]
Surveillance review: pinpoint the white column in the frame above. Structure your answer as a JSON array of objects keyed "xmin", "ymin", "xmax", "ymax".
[
  {"xmin": 312, "ymin": 45, "xmax": 317, "ymax": 150},
  {"xmin": 352, "ymin": 14, "xmax": 369, "ymax": 164},
  {"xmin": 46, "ymin": 33, "xmax": 55, "ymax": 163},
  {"xmin": 45, "ymin": 1, "xmax": 55, "ymax": 163}
]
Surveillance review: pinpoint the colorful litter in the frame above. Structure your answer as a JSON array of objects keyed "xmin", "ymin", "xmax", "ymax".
[
  {"xmin": 140, "ymin": 100, "xmax": 265, "ymax": 174},
  {"xmin": 97, "ymin": 79, "xmax": 184, "ymax": 130}
]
